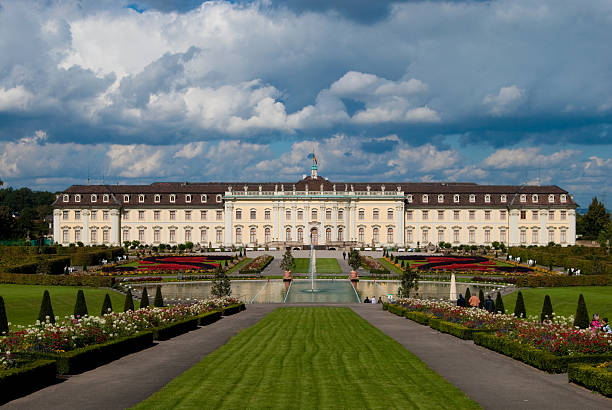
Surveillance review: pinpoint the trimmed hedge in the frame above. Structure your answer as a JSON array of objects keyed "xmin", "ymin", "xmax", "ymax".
[
  {"xmin": 6, "ymin": 256, "xmax": 71, "ymax": 275},
  {"xmin": 0, "ymin": 273, "xmax": 113, "ymax": 287},
  {"xmin": 0, "ymin": 359, "xmax": 57, "ymax": 404},
  {"xmin": 515, "ymin": 274, "xmax": 612, "ymax": 288},
  {"xmin": 152, "ymin": 317, "xmax": 199, "ymax": 341},
  {"xmin": 473, "ymin": 332, "xmax": 612, "ymax": 373},
  {"xmin": 568, "ymin": 363, "xmax": 612, "ymax": 397},
  {"xmin": 222, "ymin": 303, "xmax": 246, "ymax": 316},
  {"xmin": 240, "ymin": 256, "xmax": 274, "ymax": 274},
  {"xmin": 428, "ymin": 318, "xmax": 496, "ymax": 340},
  {"xmin": 405, "ymin": 311, "xmax": 433, "ymax": 326},
  {"xmin": 198, "ymin": 310, "xmax": 222, "ymax": 326},
  {"xmin": 32, "ymin": 331, "xmax": 153, "ymax": 374},
  {"xmin": 387, "ymin": 304, "xmax": 406, "ymax": 316}
]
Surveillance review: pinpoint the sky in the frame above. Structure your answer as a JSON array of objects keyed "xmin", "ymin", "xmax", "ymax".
[{"xmin": 0, "ymin": 0, "xmax": 611, "ymax": 207}]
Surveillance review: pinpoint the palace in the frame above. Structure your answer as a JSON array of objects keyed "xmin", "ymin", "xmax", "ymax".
[{"xmin": 52, "ymin": 160, "xmax": 576, "ymax": 248}]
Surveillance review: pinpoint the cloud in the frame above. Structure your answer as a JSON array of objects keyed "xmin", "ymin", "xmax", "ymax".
[
  {"xmin": 483, "ymin": 85, "xmax": 525, "ymax": 116},
  {"xmin": 482, "ymin": 147, "xmax": 580, "ymax": 169},
  {"xmin": 0, "ymin": 86, "xmax": 34, "ymax": 111}
]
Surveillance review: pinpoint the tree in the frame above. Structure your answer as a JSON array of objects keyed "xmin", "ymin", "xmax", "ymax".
[
  {"xmin": 573, "ymin": 294, "xmax": 589, "ymax": 329},
  {"xmin": 597, "ymin": 221, "xmax": 612, "ymax": 253},
  {"xmin": 211, "ymin": 264, "xmax": 232, "ymax": 297},
  {"xmin": 397, "ymin": 265, "xmax": 419, "ymax": 298},
  {"xmin": 348, "ymin": 249, "xmax": 362, "ymax": 271},
  {"xmin": 73, "ymin": 289, "xmax": 88, "ymax": 317},
  {"xmin": 280, "ymin": 249, "xmax": 294, "ymax": 271},
  {"xmin": 140, "ymin": 287, "xmax": 150, "ymax": 308},
  {"xmin": 540, "ymin": 295, "xmax": 553, "ymax": 322},
  {"xmin": 185, "ymin": 241, "xmax": 194, "ymax": 251},
  {"xmin": 494, "ymin": 292, "xmax": 505, "ymax": 314},
  {"xmin": 0, "ymin": 296, "xmax": 8, "ymax": 335},
  {"xmin": 478, "ymin": 289, "xmax": 485, "ymax": 309},
  {"xmin": 124, "ymin": 289, "xmax": 135, "ymax": 312},
  {"xmin": 101, "ymin": 293, "xmax": 113, "ymax": 315},
  {"xmin": 0, "ymin": 206, "xmax": 15, "ymax": 240},
  {"xmin": 464, "ymin": 287, "xmax": 471, "ymax": 305},
  {"xmin": 154, "ymin": 286, "xmax": 164, "ymax": 307},
  {"xmin": 578, "ymin": 197, "xmax": 611, "ymax": 239},
  {"xmin": 38, "ymin": 290, "xmax": 55, "ymax": 324},
  {"xmin": 513, "ymin": 291, "xmax": 526, "ymax": 318}
]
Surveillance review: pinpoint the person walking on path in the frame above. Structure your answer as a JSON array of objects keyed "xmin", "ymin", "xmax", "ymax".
[
  {"xmin": 371, "ymin": 296, "xmax": 377, "ymax": 304},
  {"xmin": 342, "ymin": 251, "xmax": 346, "ymax": 260},
  {"xmin": 484, "ymin": 295, "xmax": 495, "ymax": 313},
  {"xmin": 364, "ymin": 296, "xmax": 370, "ymax": 303},
  {"xmin": 469, "ymin": 293, "xmax": 480, "ymax": 308},
  {"xmin": 457, "ymin": 294, "xmax": 465, "ymax": 307}
]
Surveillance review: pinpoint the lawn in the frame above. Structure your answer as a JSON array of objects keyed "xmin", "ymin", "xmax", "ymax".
[
  {"xmin": 291, "ymin": 258, "xmax": 342, "ymax": 273},
  {"xmin": 0, "ymin": 284, "xmax": 135, "ymax": 326},
  {"xmin": 134, "ymin": 307, "xmax": 479, "ymax": 410},
  {"xmin": 502, "ymin": 286, "xmax": 612, "ymax": 319}
]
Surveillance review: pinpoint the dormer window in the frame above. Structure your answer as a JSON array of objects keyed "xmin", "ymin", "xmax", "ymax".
[
  {"xmin": 75, "ymin": 194, "xmax": 81, "ymax": 203},
  {"xmin": 484, "ymin": 194, "xmax": 490, "ymax": 203},
  {"xmin": 407, "ymin": 194, "xmax": 413, "ymax": 203},
  {"xmin": 201, "ymin": 194, "xmax": 207, "ymax": 203},
  {"xmin": 103, "ymin": 194, "xmax": 109, "ymax": 203},
  {"xmin": 548, "ymin": 194, "xmax": 554, "ymax": 203},
  {"xmin": 532, "ymin": 194, "xmax": 538, "ymax": 203},
  {"xmin": 469, "ymin": 194, "xmax": 475, "ymax": 203},
  {"xmin": 453, "ymin": 194, "xmax": 460, "ymax": 203},
  {"xmin": 185, "ymin": 194, "xmax": 191, "ymax": 203},
  {"xmin": 500, "ymin": 194, "xmax": 507, "ymax": 203},
  {"xmin": 139, "ymin": 194, "xmax": 145, "ymax": 203},
  {"xmin": 154, "ymin": 194, "xmax": 161, "ymax": 203},
  {"xmin": 91, "ymin": 194, "xmax": 97, "ymax": 202},
  {"xmin": 123, "ymin": 194, "xmax": 130, "ymax": 203},
  {"xmin": 216, "ymin": 194, "xmax": 222, "ymax": 202},
  {"xmin": 520, "ymin": 194, "xmax": 526, "ymax": 203},
  {"xmin": 422, "ymin": 194, "xmax": 428, "ymax": 203},
  {"xmin": 437, "ymin": 194, "xmax": 444, "ymax": 203},
  {"xmin": 560, "ymin": 194, "xmax": 567, "ymax": 203},
  {"xmin": 63, "ymin": 194, "xmax": 69, "ymax": 202},
  {"xmin": 169, "ymin": 194, "xmax": 176, "ymax": 203}
]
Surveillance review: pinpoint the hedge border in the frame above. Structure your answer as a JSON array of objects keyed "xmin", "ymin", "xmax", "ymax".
[
  {"xmin": 0, "ymin": 359, "xmax": 57, "ymax": 404},
  {"xmin": 428, "ymin": 318, "xmax": 497, "ymax": 340},
  {"xmin": 222, "ymin": 303, "xmax": 246, "ymax": 316},
  {"xmin": 473, "ymin": 332, "xmax": 612, "ymax": 373},
  {"xmin": 152, "ymin": 317, "xmax": 199, "ymax": 341},
  {"xmin": 405, "ymin": 311, "xmax": 433, "ymax": 326},
  {"xmin": 567, "ymin": 363, "xmax": 612, "ymax": 397},
  {"xmin": 32, "ymin": 331, "xmax": 153, "ymax": 374},
  {"xmin": 387, "ymin": 304, "xmax": 406, "ymax": 316},
  {"xmin": 239, "ymin": 256, "xmax": 274, "ymax": 274},
  {"xmin": 198, "ymin": 310, "xmax": 222, "ymax": 326},
  {"xmin": 0, "ymin": 273, "xmax": 114, "ymax": 287}
]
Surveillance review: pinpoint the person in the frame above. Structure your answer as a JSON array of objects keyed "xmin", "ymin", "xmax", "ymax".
[
  {"xmin": 591, "ymin": 314, "xmax": 601, "ymax": 330},
  {"xmin": 342, "ymin": 251, "xmax": 346, "ymax": 260},
  {"xmin": 456, "ymin": 294, "xmax": 465, "ymax": 307},
  {"xmin": 484, "ymin": 295, "xmax": 495, "ymax": 313},
  {"xmin": 371, "ymin": 296, "xmax": 377, "ymax": 304},
  {"xmin": 602, "ymin": 318, "xmax": 611, "ymax": 333},
  {"xmin": 469, "ymin": 293, "xmax": 480, "ymax": 308},
  {"xmin": 364, "ymin": 296, "xmax": 370, "ymax": 303},
  {"xmin": 378, "ymin": 296, "xmax": 383, "ymax": 304}
]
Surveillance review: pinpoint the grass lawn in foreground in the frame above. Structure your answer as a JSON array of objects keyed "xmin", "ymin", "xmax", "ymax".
[
  {"xmin": 134, "ymin": 307, "xmax": 479, "ymax": 410},
  {"xmin": 291, "ymin": 257, "xmax": 341, "ymax": 273},
  {"xmin": 0, "ymin": 284, "xmax": 135, "ymax": 326},
  {"xmin": 503, "ymin": 286, "xmax": 612, "ymax": 319}
]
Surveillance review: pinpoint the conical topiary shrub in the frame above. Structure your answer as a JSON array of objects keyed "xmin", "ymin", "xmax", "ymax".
[
  {"xmin": 154, "ymin": 286, "xmax": 164, "ymax": 307},
  {"xmin": 140, "ymin": 287, "xmax": 150, "ymax": 308},
  {"xmin": 124, "ymin": 289, "xmax": 135, "ymax": 312},
  {"xmin": 73, "ymin": 289, "xmax": 88, "ymax": 317},
  {"xmin": 0, "ymin": 296, "xmax": 8, "ymax": 335},
  {"xmin": 38, "ymin": 290, "xmax": 55, "ymax": 324},
  {"xmin": 513, "ymin": 291, "xmax": 526, "ymax": 318},
  {"xmin": 540, "ymin": 295, "xmax": 553, "ymax": 322},
  {"xmin": 573, "ymin": 294, "xmax": 589, "ymax": 329},
  {"xmin": 494, "ymin": 292, "xmax": 505, "ymax": 314},
  {"xmin": 464, "ymin": 287, "xmax": 471, "ymax": 306},
  {"xmin": 478, "ymin": 289, "xmax": 485, "ymax": 309},
  {"xmin": 101, "ymin": 293, "xmax": 113, "ymax": 315}
]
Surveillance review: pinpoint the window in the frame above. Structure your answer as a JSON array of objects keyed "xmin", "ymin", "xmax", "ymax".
[
  {"xmin": 520, "ymin": 194, "xmax": 526, "ymax": 203},
  {"xmin": 548, "ymin": 194, "xmax": 555, "ymax": 203},
  {"xmin": 154, "ymin": 194, "xmax": 161, "ymax": 203},
  {"xmin": 500, "ymin": 194, "xmax": 507, "ymax": 203},
  {"xmin": 62, "ymin": 229, "xmax": 69, "ymax": 242},
  {"xmin": 103, "ymin": 211, "xmax": 109, "ymax": 221},
  {"xmin": 298, "ymin": 228, "xmax": 303, "ymax": 242},
  {"xmin": 548, "ymin": 210, "xmax": 554, "ymax": 220},
  {"xmin": 185, "ymin": 210, "xmax": 191, "ymax": 220},
  {"xmin": 139, "ymin": 194, "xmax": 145, "ymax": 203},
  {"xmin": 264, "ymin": 209, "xmax": 271, "ymax": 220},
  {"xmin": 286, "ymin": 210, "xmax": 291, "ymax": 220},
  {"xmin": 286, "ymin": 228, "xmax": 292, "ymax": 242},
  {"xmin": 373, "ymin": 227, "xmax": 379, "ymax": 243},
  {"xmin": 422, "ymin": 229, "xmax": 429, "ymax": 243},
  {"xmin": 469, "ymin": 229, "xmax": 475, "ymax": 243},
  {"xmin": 422, "ymin": 210, "xmax": 429, "ymax": 220},
  {"xmin": 185, "ymin": 194, "xmax": 191, "ymax": 203},
  {"xmin": 91, "ymin": 230, "xmax": 97, "ymax": 243},
  {"xmin": 373, "ymin": 209, "xmax": 379, "ymax": 220},
  {"xmin": 250, "ymin": 209, "xmax": 257, "ymax": 220},
  {"xmin": 326, "ymin": 209, "xmax": 332, "ymax": 220},
  {"xmin": 185, "ymin": 229, "xmax": 191, "ymax": 242},
  {"xmin": 102, "ymin": 229, "xmax": 109, "ymax": 243},
  {"xmin": 122, "ymin": 210, "xmax": 129, "ymax": 220},
  {"xmin": 484, "ymin": 194, "xmax": 490, "ymax": 203},
  {"xmin": 91, "ymin": 210, "xmax": 97, "ymax": 220},
  {"xmin": 139, "ymin": 210, "xmax": 145, "ymax": 221},
  {"xmin": 138, "ymin": 229, "xmax": 144, "ymax": 242},
  {"xmin": 169, "ymin": 210, "xmax": 176, "ymax": 220},
  {"xmin": 407, "ymin": 210, "xmax": 413, "ymax": 220},
  {"xmin": 215, "ymin": 229, "xmax": 222, "ymax": 242},
  {"xmin": 469, "ymin": 210, "xmax": 475, "ymax": 220},
  {"xmin": 500, "ymin": 229, "xmax": 507, "ymax": 243},
  {"xmin": 201, "ymin": 194, "xmax": 207, "ymax": 203},
  {"xmin": 532, "ymin": 194, "xmax": 538, "ymax": 203},
  {"xmin": 103, "ymin": 194, "xmax": 109, "ymax": 203},
  {"xmin": 484, "ymin": 210, "xmax": 490, "ymax": 220},
  {"xmin": 560, "ymin": 194, "xmax": 567, "ymax": 203},
  {"xmin": 200, "ymin": 210, "xmax": 208, "ymax": 220},
  {"xmin": 453, "ymin": 194, "xmax": 460, "ymax": 203},
  {"xmin": 235, "ymin": 209, "xmax": 242, "ymax": 220},
  {"xmin": 387, "ymin": 228, "xmax": 394, "ymax": 243},
  {"xmin": 216, "ymin": 194, "xmax": 222, "ymax": 203},
  {"xmin": 200, "ymin": 229, "xmax": 207, "ymax": 243},
  {"xmin": 520, "ymin": 210, "xmax": 526, "ymax": 220},
  {"xmin": 216, "ymin": 210, "xmax": 223, "ymax": 220},
  {"xmin": 438, "ymin": 194, "xmax": 444, "ymax": 203},
  {"xmin": 438, "ymin": 229, "xmax": 444, "ymax": 243},
  {"xmin": 560, "ymin": 211, "xmax": 567, "ymax": 220},
  {"xmin": 169, "ymin": 229, "xmax": 176, "ymax": 242},
  {"xmin": 453, "ymin": 229, "xmax": 459, "ymax": 243},
  {"xmin": 500, "ymin": 210, "xmax": 506, "ymax": 220},
  {"xmin": 560, "ymin": 230, "xmax": 567, "ymax": 243},
  {"xmin": 387, "ymin": 209, "xmax": 393, "ymax": 220},
  {"xmin": 297, "ymin": 209, "xmax": 303, "ymax": 220},
  {"xmin": 407, "ymin": 229, "xmax": 414, "ymax": 243},
  {"xmin": 532, "ymin": 229, "xmax": 538, "ymax": 244},
  {"xmin": 453, "ymin": 210, "xmax": 460, "ymax": 221},
  {"xmin": 422, "ymin": 194, "xmax": 428, "ymax": 203},
  {"xmin": 236, "ymin": 228, "xmax": 242, "ymax": 243},
  {"xmin": 338, "ymin": 228, "xmax": 343, "ymax": 241},
  {"xmin": 154, "ymin": 210, "xmax": 160, "ymax": 221},
  {"xmin": 63, "ymin": 194, "xmax": 69, "ymax": 203},
  {"xmin": 75, "ymin": 229, "xmax": 81, "ymax": 242},
  {"xmin": 358, "ymin": 228, "xmax": 365, "ymax": 242},
  {"xmin": 123, "ymin": 194, "xmax": 129, "ymax": 203},
  {"xmin": 170, "ymin": 194, "xmax": 176, "ymax": 203},
  {"xmin": 520, "ymin": 229, "xmax": 527, "ymax": 244},
  {"xmin": 154, "ymin": 229, "xmax": 160, "ymax": 242},
  {"xmin": 548, "ymin": 230, "xmax": 554, "ymax": 243},
  {"xmin": 249, "ymin": 228, "xmax": 257, "ymax": 243},
  {"xmin": 265, "ymin": 228, "xmax": 271, "ymax": 243},
  {"xmin": 407, "ymin": 195, "xmax": 413, "ymax": 203},
  {"xmin": 338, "ymin": 209, "xmax": 344, "ymax": 219},
  {"xmin": 469, "ymin": 194, "xmax": 475, "ymax": 203},
  {"xmin": 484, "ymin": 229, "xmax": 491, "ymax": 243},
  {"xmin": 326, "ymin": 228, "xmax": 332, "ymax": 242},
  {"xmin": 75, "ymin": 194, "xmax": 81, "ymax": 203},
  {"xmin": 311, "ymin": 209, "xmax": 317, "ymax": 220},
  {"xmin": 437, "ymin": 210, "xmax": 444, "ymax": 220},
  {"xmin": 91, "ymin": 194, "xmax": 97, "ymax": 202},
  {"xmin": 123, "ymin": 229, "xmax": 129, "ymax": 242},
  {"xmin": 532, "ymin": 210, "xmax": 538, "ymax": 220},
  {"xmin": 62, "ymin": 210, "xmax": 69, "ymax": 220}
]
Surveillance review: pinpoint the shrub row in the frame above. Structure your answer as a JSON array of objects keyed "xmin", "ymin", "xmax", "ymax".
[
  {"xmin": 428, "ymin": 318, "xmax": 496, "ymax": 340},
  {"xmin": 405, "ymin": 311, "xmax": 433, "ymax": 326},
  {"xmin": 32, "ymin": 331, "xmax": 154, "ymax": 374},
  {"xmin": 222, "ymin": 303, "xmax": 246, "ymax": 316},
  {"xmin": 515, "ymin": 274, "xmax": 612, "ymax": 288},
  {"xmin": 6, "ymin": 256, "xmax": 72, "ymax": 275},
  {"xmin": 567, "ymin": 363, "xmax": 612, "ymax": 397},
  {"xmin": 472, "ymin": 332, "xmax": 612, "ymax": 373},
  {"xmin": 198, "ymin": 310, "xmax": 223, "ymax": 326},
  {"xmin": 0, "ymin": 359, "xmax": 57, "ymax": 405},
  {"xmin": 387, "ymin": 304, "xmax": 406, "ymax": 316},
  {"xmin": 152, "ymin": 317, "xmax": 199, "ymax": 341},
  {"xmin": 0, "ymin": 273, "xmax": 114, "ymax": 287},
  {"xmin": 239, "ymin": 256, "xmax": 274, "ymax": 274}
]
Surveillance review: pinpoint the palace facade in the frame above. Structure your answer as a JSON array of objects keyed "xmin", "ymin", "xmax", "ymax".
[{"xmin": 52, "ymin": 163, "xmax": 577, "ymax": 248}]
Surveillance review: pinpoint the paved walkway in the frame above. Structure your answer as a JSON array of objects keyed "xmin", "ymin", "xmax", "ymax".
[
  {"xmin": 4, "ymin": 305, "xmax": 277, "ymax": 410},
  {"xmin": 352, "ymin": 304, "xmax": 612, "ymax": 410}
]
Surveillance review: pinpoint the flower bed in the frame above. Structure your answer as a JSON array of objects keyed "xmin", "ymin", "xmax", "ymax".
[
  {"xmin": 568, "ymin": 362, "xmax": 612, "ymax": 397},
  {"xmin": 362, "ymin": 256, "xmax": 390, "ymax": 275},
  {"xmin": 101, "ymin": 256, "xmax": 246, "ymax": 276},
  {"xmin": 391, "ymin": 255, "xmax": 533, "ymax": 274},
  {"xmin": 239, "ymin": 255, "xmax": 273, "ymax": 274},
  {"xmin": 151, "ymin": 317, "xmax": 199, "ymax": 341},
  {"xmin": 0, "ymin": 356, "xmax": 57, "ymax": 404}
]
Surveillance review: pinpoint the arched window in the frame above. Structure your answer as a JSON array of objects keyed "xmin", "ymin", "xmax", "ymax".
[
  {"xmin": 169, "ymin": 194, "xmax": 176, "ymax": 203},
  {"xmin": 264, "ymin": 209, "xmax": 271, "ymax": 220},
  {"xmin": 236, "ymin": 227, "xmax": 242, "ymax": 243},
  {"xmin": 91, "ymin": 194, "xmax": 97, "ymax": 202},
  {"xmin": 286, "ymin": 227, "xmax": 292, "ymax": 242},
  {"xmin": 265, "ymin": 227, "xmax": 271, "ymax": 243},
  {"xmin": 337, "ymin": 228, "xmax": 344, "ymax": 241},
  {"xmin": 154, "ymin": 194, "xmax": 161, "ymax": 203},
  {"xmin": 469, "ymin": 194, "xmax": 475, "ymax": 203},
  {"xmin": 138, "ymin": 194, "xmax": 144, "ymax": 203},
  {"xmin": 387, "ymin": 227, "xmax": 394, "ymax": 243},
  {"xmin": 453, "ymin": 194, "xmax": 460, "ymax": 203},
  {"xmin": 358, "ymin": 227, "xmax": 365, "ymax": 242},
  {"xmin": 373, "ymin": 227, "xmax": 379, "ymax": 243},
  {"xmin": 387, "ymin": 209, "xmax": 393, "ymax": 220},
  {"xmin": 250, "ymin": 228, "xmax": 257, "ymax": 243},
  {"xmin": 437, "ymin": 194, "xmax": 444, "ymax": 203},
  {"xmin": 532, "ymin": 194, "xmax": 538, "ymax": 203},
  {"xmin": 373, "ymin": 209, "xmax": 379, "ymax": 220},
  {"xmin": 358, "ymin": 209, "xmax": 365, "ymax": 220},
  {"xmin": 484, "ymin": 194, "xmax": 491, "ymax": 203},
  {"xmin": 326, "ymin": 228, "xmax": 332, "ymax": 242},
  {"xmin": 250, "ymin": 209, "xmax": 256, "ymax": 219},
  {"xmin": 185, "ymin": 194, "xmax": 192, "ymax": 203},
  {"xmin": 422, "ymin": 194, "xmax": 428, "ymax": 203},
  {"xmin": 297, "ymin": 228, "xmax": 303, "ymax": 242}
]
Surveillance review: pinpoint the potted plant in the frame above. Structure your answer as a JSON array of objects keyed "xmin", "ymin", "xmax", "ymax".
[
  {"xmin": 280, "ymin": 249, "xmax": 294, "ymax": 281},
  {"xmin": 348, "ymin": 249, "xmax": 361, "ymax": 282}
]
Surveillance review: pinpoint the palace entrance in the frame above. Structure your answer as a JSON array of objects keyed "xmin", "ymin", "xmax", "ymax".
[{"xmin": 310, "ymin": 228, "xmax": 318, "ymax": 245}]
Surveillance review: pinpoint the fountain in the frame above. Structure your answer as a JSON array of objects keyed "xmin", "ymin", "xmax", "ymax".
[{"xmin": 309, "ymin": 243, "xmax": 317, "ymax": 292}]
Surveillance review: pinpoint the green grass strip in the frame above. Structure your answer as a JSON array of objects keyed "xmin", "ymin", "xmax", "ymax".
[
  {"xmin": 291, "ymin": 258, "xmax": 341, "ymax": 273},
  {"xmin": 134, "ymin": 307, "xmax": 480, "ymax": 410}
]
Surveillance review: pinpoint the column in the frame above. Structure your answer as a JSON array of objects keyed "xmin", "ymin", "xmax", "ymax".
[
  {"xmin": 568, "ymin": 209, "xmax": 576, "ymax": 245},
  {"xmin": 509, "ymin": 209, "xmax": 519, "ymax": 246},
  {"xmin": 333, "ymin": 203, "xmax": 338, "ymax": 241},
  {"xmin": 396, "ymin": 201, "xmax": 404, "ymax": 246},
  {"xmin": 224, "ymin": 201, "xmax": 233, "ymax": 246},
  {"xmin": 83, "ymin": 209, "xmax": 89, "ymax": 245},
  {"xmin": 273, "ymin": 202, "xmax": 280, "ymax": 241},
  {"xmin": 53, "ymin": 209, "xmax": 61, "ymax": 244},
  {"xmin": 350, "ymin": 202, "xmax": 357, "ymax": 242},
  {"xmin": 540, "ymin": 210, "xmax": 547, "ymax": 245},
  {"xmin": 291, "ymin": 203, "xmax": 297, "ymax": 241},
  {"xmin": 305, "ymin": 203, "xmax": 310, "ymax": 245},
  {"xmin": 110, "ymin": 209, "xmax": 121, "ymax": 245}
]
